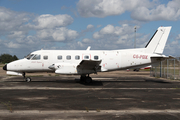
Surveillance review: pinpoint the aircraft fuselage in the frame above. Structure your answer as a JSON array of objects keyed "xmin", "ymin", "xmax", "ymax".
[{"xmin": 4, "ymin": 48, "xmax": 159, "ymax": 75}]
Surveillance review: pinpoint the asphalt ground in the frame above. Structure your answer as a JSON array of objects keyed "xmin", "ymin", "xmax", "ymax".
[{"xmin": 1, "ymin": 70, "xmax": 180, "ymax": 120}]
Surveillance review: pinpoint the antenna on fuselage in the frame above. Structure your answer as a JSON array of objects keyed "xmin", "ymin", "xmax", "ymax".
[{"xmin": 86, "ymin": 46, "xmax": 91, "ymax": 51}]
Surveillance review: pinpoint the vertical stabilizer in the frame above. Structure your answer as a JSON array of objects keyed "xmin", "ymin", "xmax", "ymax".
[{"xmin": 145, "ymin": 26, "xmax": 171, "ymax": 54}]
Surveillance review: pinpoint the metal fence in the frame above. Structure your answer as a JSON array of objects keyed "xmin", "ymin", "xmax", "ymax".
[{"xmin": 150, "ymin": 59, "xmax": 180, "ymax": 80}]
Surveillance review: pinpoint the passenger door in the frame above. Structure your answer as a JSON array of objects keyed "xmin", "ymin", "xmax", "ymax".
[{"xmin": 42, "ymin": 52, "xmax": 50, "ymax": 71}]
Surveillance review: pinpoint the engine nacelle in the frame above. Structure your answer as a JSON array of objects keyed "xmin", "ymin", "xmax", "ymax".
[{"xmin": 49, "ymin": 63, "xmax": 78, "ymax": 74}]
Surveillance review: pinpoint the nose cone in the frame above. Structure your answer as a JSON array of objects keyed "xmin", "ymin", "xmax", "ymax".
[{"xmin": 3, "ymin": 64, "xmax": 7, "ymax": 71}]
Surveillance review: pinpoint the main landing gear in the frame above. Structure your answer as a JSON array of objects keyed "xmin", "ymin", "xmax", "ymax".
[
  {"xmin": 80, "ymin": 74, "xmax": 92, "ymax": 83},
  {"xmin": 23, "ymin": 72, "xmax": 31, "ymax": 82}
]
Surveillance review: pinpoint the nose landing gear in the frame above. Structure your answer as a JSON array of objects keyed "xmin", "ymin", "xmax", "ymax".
[{"xmin": 23, "ymin": 72, "xmax": 31, "ymax": 82}]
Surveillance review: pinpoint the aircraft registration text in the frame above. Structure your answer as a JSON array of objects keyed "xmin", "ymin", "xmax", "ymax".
[{"xmin": 133, "ymin": 54, "xmax": 148, "ymax": 59}]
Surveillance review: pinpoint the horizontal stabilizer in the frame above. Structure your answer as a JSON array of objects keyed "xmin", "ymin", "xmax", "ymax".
[{"xmin": 150, "ymin": 55, "xmax": 174, "ymax": 63}]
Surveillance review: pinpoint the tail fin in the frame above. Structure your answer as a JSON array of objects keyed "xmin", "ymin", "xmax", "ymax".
[{"xmin": 145, "ymin": 26, "xmax": 171, "ymax": 54}]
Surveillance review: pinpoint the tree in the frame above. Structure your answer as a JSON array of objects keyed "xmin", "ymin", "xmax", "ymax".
[
  {"xmin": 13, "ymin": 55, "xmax": 18, "ymax": 61},
  {"xmin": 0, "ymin": 54, "xmax": 18, "ymax": 64}
]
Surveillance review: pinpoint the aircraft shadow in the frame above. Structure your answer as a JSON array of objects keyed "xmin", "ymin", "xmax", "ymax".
[
  {"xmin": 4, "ymin": 76, "xmax": 171, "ymax": 85},
  {"xmin": 144, "ymin": 78, "xmax": 171, "ymax": 83},
  {"xmin": 75, "ymin": 79, "xmax": 103, "ymax": 86},
  {"xmin": 4, "ymin": 77, "xmax": 104, "ymax": 86}
]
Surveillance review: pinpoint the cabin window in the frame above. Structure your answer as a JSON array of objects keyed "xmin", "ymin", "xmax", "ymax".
[
  {"xmin": 43, "ymin": 55, "xmax": 48, "ymax": 60},
  {"xmin": 84, "ymin": 55, "xmax": 89, "ymax": 59},
  {"xmin": 75, "ymin": 55, "xmax": 80, "ymax": 60},
  {"xmin": 57, "ymin": 55, "xmax": 62, "ymax": 60},
  {"xmin": 32, "ymin": 54, "xmax": 41, "ymax": 60},
  {"xmin": 94, "ymin": 56, "xmax": 99, "ymax": 60},
  {"xmin": 66, "ymin": 55, "xmax": 71, "ymax": 60}
]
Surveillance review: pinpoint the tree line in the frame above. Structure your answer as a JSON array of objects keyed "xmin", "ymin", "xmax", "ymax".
[{"xmin": 0, "ymin": 54, "xmax": 18, "ymax": 64}]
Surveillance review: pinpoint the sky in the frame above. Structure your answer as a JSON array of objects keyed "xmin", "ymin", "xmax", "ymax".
[{"xmin": 1, "ymin": 0, "xmax": 180, "ymax": 58}]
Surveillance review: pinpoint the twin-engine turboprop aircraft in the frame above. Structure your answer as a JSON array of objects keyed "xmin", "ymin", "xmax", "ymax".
[{"xmin": 3, "ymin": 26, "xmax": 172, "ymax": 83}]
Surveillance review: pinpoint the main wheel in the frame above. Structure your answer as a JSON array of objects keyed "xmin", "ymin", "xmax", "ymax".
[
  {"xmin": 85, "ymin": 77, "xmax": 92, "ymax": 83},
  {"xmin": 25, "ymin": 77, "xmax": 31, "ymax": 82},
  {"xmin": 80, "ymin": 75, "xmax": 86, "ymax": 82}
]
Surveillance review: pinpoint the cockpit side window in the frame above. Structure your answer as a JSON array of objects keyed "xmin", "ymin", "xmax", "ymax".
[
  {"xmin": 32, "ymin": 54, "xmax": 41, "ymax": 60},
  {"xmin": 26, "ymin": 54, "xmax": 34, "ymax": 60}
]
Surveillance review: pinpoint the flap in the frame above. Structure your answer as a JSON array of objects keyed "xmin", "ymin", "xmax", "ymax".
[{"xmin": 77, "ymin": 60, "xmax": 101, "ymax": 70}]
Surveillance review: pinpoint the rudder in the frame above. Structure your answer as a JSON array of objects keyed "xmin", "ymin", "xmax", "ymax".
[{"xmin": 145, "ymin": 26, "xmax": 171, "ymax": 54}]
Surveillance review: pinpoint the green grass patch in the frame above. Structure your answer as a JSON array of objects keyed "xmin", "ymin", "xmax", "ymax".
[{"xmin": 1, "ymin": 101, "xmax": 13, "ymax": 113}]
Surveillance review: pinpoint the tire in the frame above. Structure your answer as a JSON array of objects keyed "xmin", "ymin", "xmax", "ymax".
[
  {"xmin": 85, "ymin": 77, "xmax": 92, "ymax": 83},
  {"xmin": 80, "ymin": 76, "xmax": 86, "ymax": 82},
  {"xmin": 26, "ymin": 77, "xmax": 31, "ymax": 82}
]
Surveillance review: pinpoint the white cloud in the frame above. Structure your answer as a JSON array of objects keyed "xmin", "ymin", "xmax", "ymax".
[
  {"xmin": 77, "ymin": 0, "xmax": 152, "ymax": 18},
  {"xmin": 100, "ymin": 24, "xmax": 115, "ymax": 34},
  {"xmin": 176, "ymin": 34, "xmax": 180, "ymax": 40},
  {"xmin": 82, "ymin": 38, "xmax": 92, "ymax": 43},
  {"xmin": 131, "ymin": 0, "xmax": 180, "ymax": 21},
  {"xmin": 8, "ymin": 31, "xmax": 27, "ymax": 39},
  {"xmin": 5, "ymin": 42, "xmax": 21, "ymax": 49},
  {"xmin": 29, "ymin": 14, "xmax": 73, "ymax": 29},
  {"xmin": 171, "ymin": 40, "xmax": 178, "ymax": 45},
  {"xmin": 85, "ymin": 24, "xmax": 140, "ymax": 50},
  {"xmin": 97, "ymin": 25, "xmax": 102, "ymax": 28},
  {"xmin": 117, "ymin": 35, "xmax": 128, "ymax": 44},
  {"xmin": 37, "ymin": 29, "xmax": 53, "ymax": 40},
  {"xmin": 93, "ymin": 24, "xmax": 136, "ymax": 39},
  {"xmin": 37, "ymin": 27, "xmax": 79, "ymax": 42},
  {"xmin": 77, "ymin": 41, "xmax": 83, "ymax": 47},
  {"xmin": 0, "ymin": 7, "xmax": 30, "ymax": 31},
  {"xmin": 52, "ymin": 28, "xmax": 78, "ymax": 41},
  {"xmin": 77, "ymin": 0, "xmax": 180, "ymax": 21},
  {"xmin": 164, "ymin": 40, "xmax": 180, "ymax": 56},
  {"xmin": 87, "ymin": 24, "xmax": 94, "ymax": 29}
]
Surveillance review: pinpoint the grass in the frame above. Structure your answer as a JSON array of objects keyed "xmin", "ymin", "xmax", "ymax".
[
  {"xmin": 85, "ymin": 107, "xmax": 89, "ymax": 112},
  {"xmin": 96, "ymin": 109, "xmax": 101, "ymax": 112},
  {"xmin": 55, "ymin": 74, "xmax": 60, "ymax": 76},
  {"xmin": 0, "ymin": 64, "xmax": 5, "ymax": 67},
  {"xmin": 1, "ymin": 101, "xmax": 13, "ymax": 113}
]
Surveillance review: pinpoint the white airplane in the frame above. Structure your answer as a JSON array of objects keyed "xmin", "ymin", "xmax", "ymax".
[{"xmin": 3, "ymin": 26, "xmax": 172, "ymax": 83}]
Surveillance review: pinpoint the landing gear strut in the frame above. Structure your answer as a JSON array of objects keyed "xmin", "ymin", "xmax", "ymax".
[
  {"xmin": 80, "ymin": 74, "xmax": 92, "ymax": 83},
  {"xmin": 23, "ymin": 72, "xmax": 31, "ymax": 82}
]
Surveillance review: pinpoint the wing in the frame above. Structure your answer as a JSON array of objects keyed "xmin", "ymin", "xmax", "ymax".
[{"xmin": 77, "ymin": 60, "xmax": 101, "ymax": 71}]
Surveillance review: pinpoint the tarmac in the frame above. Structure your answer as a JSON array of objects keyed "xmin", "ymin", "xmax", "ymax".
[{"xmin": 1, "ymin": 69, "xmax": 180, "ymax": 120}]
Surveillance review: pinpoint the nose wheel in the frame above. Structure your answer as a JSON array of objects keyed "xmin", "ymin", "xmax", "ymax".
[
  {"xmin": 25, "ymin": 77, "xmax": 31, "ymax": 82},
  {"xmin": 23, "ymin": 72, "xmax": 32, "ymax": 82}
]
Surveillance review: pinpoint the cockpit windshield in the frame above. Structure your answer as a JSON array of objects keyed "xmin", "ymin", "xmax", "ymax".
[
  {"xmin": 32, "ymin": 54, "xmax": 41, "ymax": 60},
  {"xmin": 26, "ymin": 54, "xmax": 34, "ymax": 60}
]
